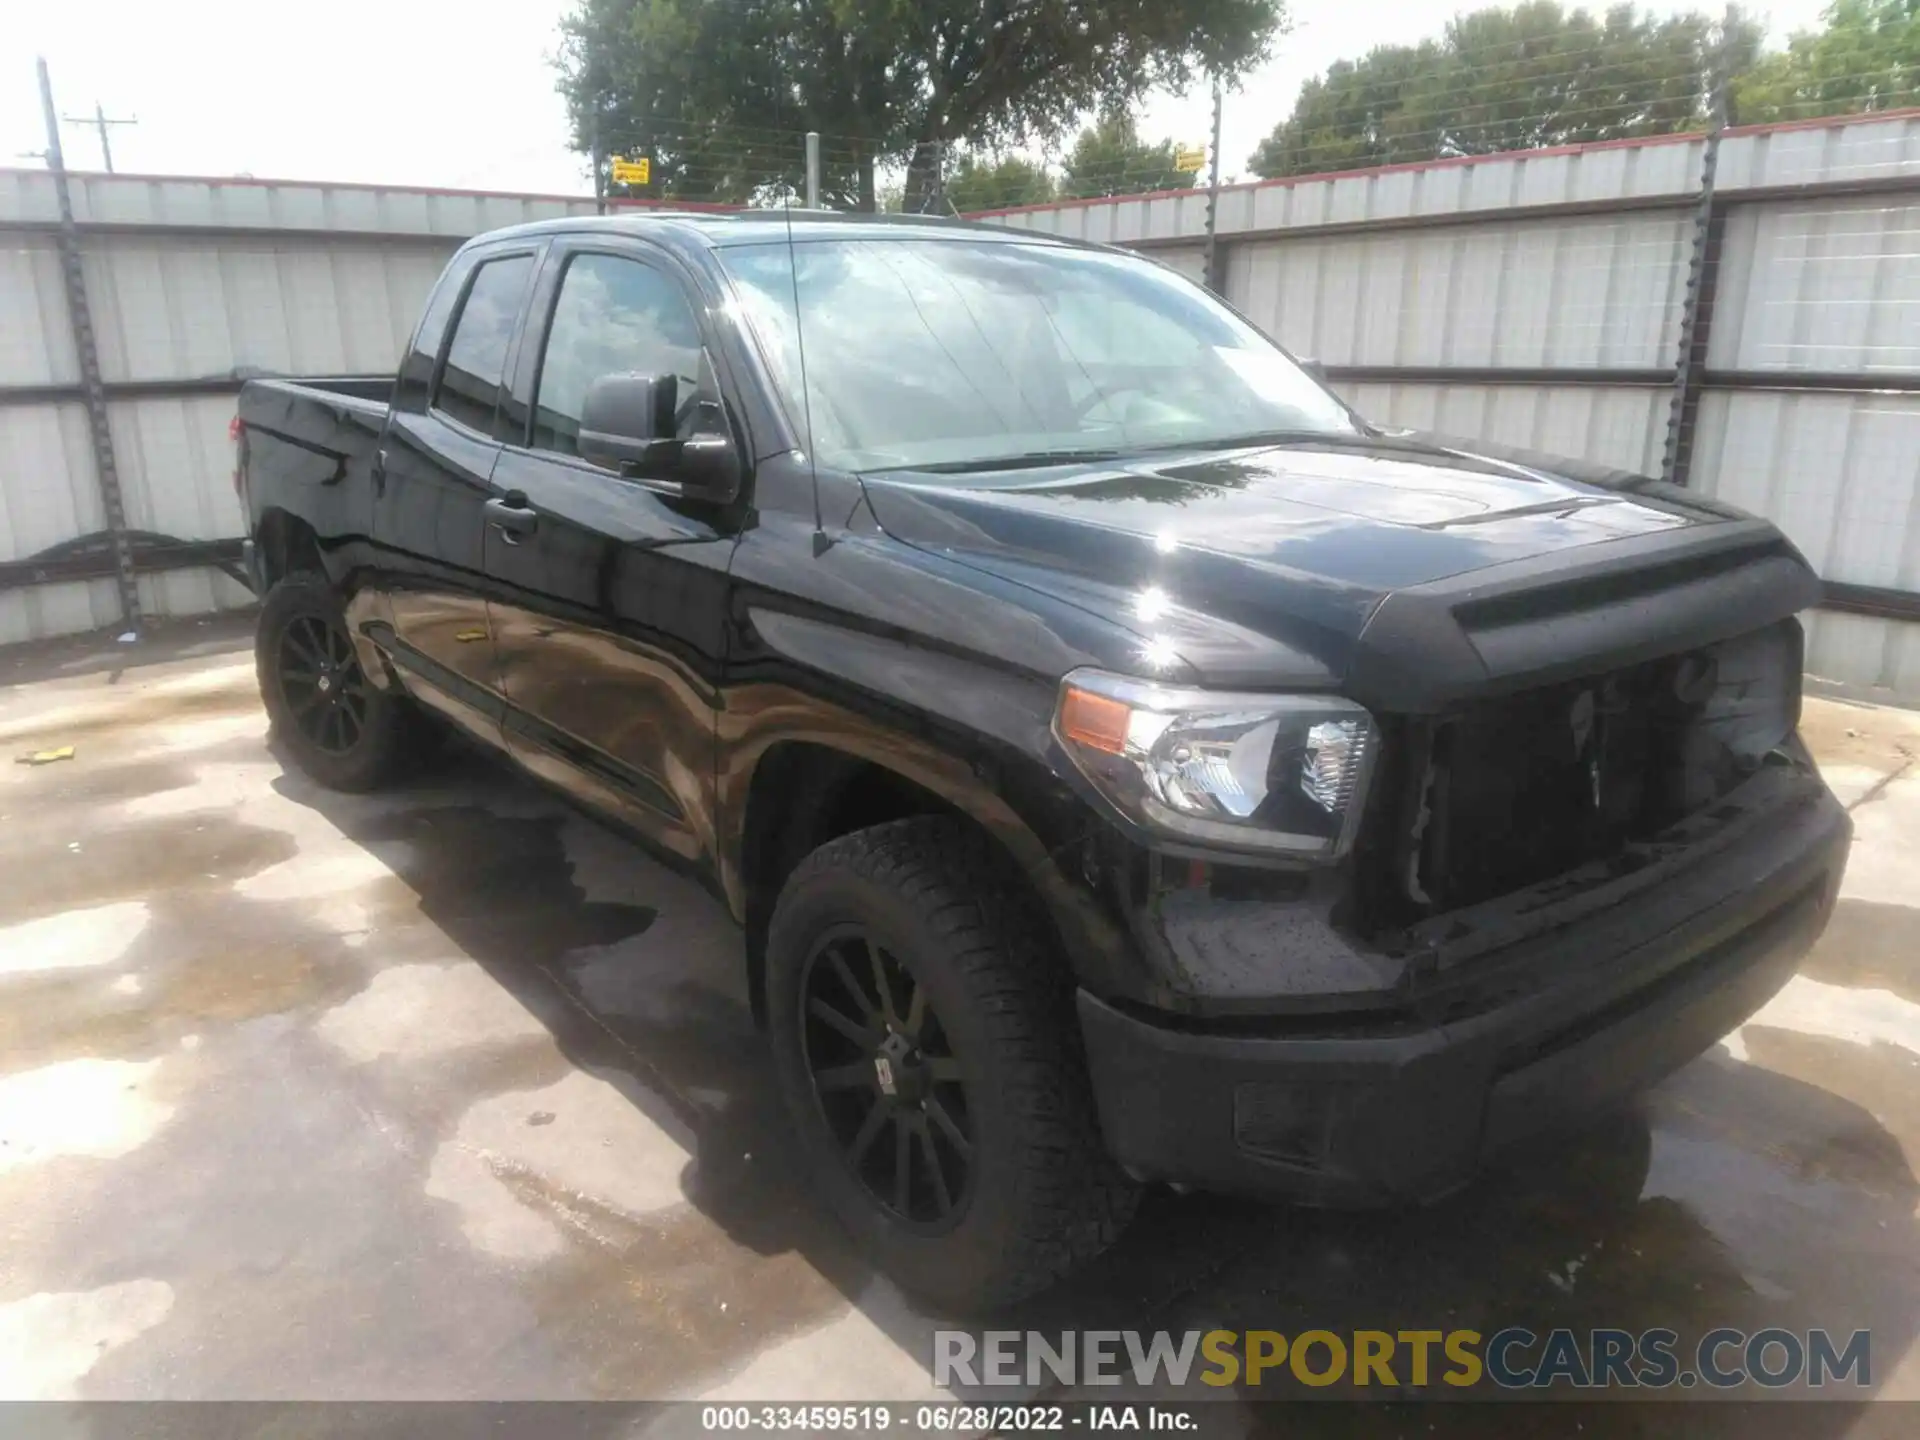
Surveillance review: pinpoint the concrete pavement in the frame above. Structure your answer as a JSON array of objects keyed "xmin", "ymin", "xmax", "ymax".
[{"xmin": 0, "ymin": 622, "xmax": 1916, "ymax": 1431}]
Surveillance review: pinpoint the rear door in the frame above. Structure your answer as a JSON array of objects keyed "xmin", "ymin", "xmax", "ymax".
[
  {"xmin": 485, "ymin": 238, "xmax": 743, "ymax": 868},
  {"xmin": 371, "ymin": 244, "xmax": 540, "ymax": 741}
]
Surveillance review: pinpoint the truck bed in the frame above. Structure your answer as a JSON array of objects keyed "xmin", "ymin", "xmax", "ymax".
[{"xmin": 237, "ymin": 376, "xmax": 393, "ymax": 568}]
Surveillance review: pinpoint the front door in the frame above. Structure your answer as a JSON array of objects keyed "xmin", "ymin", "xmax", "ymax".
[
  {"xmin": 369, "ymin": 247, "xmax": 539, "ymax": 742},
  {"xmin": 485, "ymin": 243, "xmax": 741, "ymax": 867}
]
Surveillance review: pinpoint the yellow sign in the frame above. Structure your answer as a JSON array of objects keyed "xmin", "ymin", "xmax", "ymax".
[
  {"xmin": 1174, "ymin": 146, "xmax": 1207, "ymax": 173},
  {"xmin": 610, "ymin": 156, "xmax": 651, "ymax": 185}
]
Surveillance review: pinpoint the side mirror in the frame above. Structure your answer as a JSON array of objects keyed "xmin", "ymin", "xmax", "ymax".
[
  {"xmin": 579, "ymin": 372, "xmax": 677, "ymax": 464},
  {"xmin": 1298, "ymin": 357, "xmax": 1329, "ymax": 384},
  {"xmin": 578, "ymin": 372, "xmax": 740, "ymax": 502}
]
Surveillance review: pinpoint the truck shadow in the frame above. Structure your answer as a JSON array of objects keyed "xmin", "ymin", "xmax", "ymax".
[{"xmin": 272, "ymin": 742, "xmax": 1920, "ymax": 1423}]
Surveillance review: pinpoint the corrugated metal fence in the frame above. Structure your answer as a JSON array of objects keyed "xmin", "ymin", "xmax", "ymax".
[
  {"xmin": 0, "ymin": 171, "xmax": 602, "ymax": 645},
  {"xmin": 984, "ymin": 110, "xmax": 1920, "ymax": 703},
  {"xmin": 3, "ymin": 115, "xmax": 1919, "ymax": 703}
]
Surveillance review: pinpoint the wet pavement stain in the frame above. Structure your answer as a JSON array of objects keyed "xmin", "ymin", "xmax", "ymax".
[
  {"xmin": 1798, "ymin": 899, "xmax": 1920, "ymax": 1004},
  {"xmin": 0, "ymin": 814, "xmax": 297, "ymax": 926},
  {"xmin": 263, "ymin": 778, "xmax": 892, "ymax": 1397},
  {"xmin": 1010, "ymin": 1083, "xmax": 1920, "ymax": 1408},
  {"xmin": 302, "ymin": 800, "xmax": 659, "ymax": 960},
  {"xmin": 510, "ymin": 1177, "xmax": 851, "ymax": 1399},
  {"xmin": 275, "ymin": 776, "xmax": 912, "ymax": 1389},
  {"xmin": 1734, "ymin": 1027, "xmax": 1920, "ymax": 1185},
  {"xmin": 0, "ymin": 669, "xmax": 260, "ymax": 750},
  {"xmin": 0, "ymin": 891, "xmax": 367, "ymax": 1076},
  {"xmin": 0, "ymin": 757, "xmax": 200, "ymax": 816}
]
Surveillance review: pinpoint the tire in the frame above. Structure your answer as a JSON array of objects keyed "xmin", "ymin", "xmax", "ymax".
[
  {"xmin": 255, "ymin": 572, "xmax": 421, "ymax": 792},
  {"xmin": 766, "ymin": 816, "xmax": 1139, "ymax": 1310}
]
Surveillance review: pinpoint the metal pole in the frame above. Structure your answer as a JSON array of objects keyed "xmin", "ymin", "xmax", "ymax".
[
  {"xmin": 39, "ymin": 57, "xmax": 141, "ymax": 635},
  {"xmin": 805, "ymin": 131, "xmax": 821, "ymax": 209},
  {"xmin": 1660, "ymin": 6, "xmax": 1735, "ymax": 487},
  {"xmin": 591, "ymin": 110, "xmax": 606, "ymax": 215},
  {"xmin": 1202, "ymin": 77, "xmax": 1226, "ymax": 295}
]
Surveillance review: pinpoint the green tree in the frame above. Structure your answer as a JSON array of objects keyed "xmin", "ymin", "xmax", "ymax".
[
  {"xmin": 1733, "ymin": 0, "xmax": 1920, "ymax": 123},
  {"xmin": 1250, "ymin": 2, "xmax": 1762, "ymax": 178},
  {"xmin": 947, "ymin": 153, "xmax": 1058, "ymax": 212},
  {"xmin": 557, "ymin": 0, "xmax": 1287, "ymax": 211},
  {"xmin": 1060, "ymin": 112, "xmax": 1199, "ymax": 198}
]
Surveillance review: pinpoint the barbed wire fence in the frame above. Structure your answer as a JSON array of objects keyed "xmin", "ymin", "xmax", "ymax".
[{"xmin": 561, "ymin": 5, "xmax": 1920, "ymax": 216}]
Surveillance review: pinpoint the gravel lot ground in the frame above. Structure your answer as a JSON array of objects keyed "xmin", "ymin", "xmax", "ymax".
[{"xmin": 1, "ymin": 618, "xmax": 1916, "ymax": 1432}]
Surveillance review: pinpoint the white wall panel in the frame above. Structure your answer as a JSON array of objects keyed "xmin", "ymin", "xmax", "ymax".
[
  {"xmin": 1720, "ymin": 112, "xmax": 1920, "ymax": 193},
  {"xmin": 108, "ymin": 396, "xmax": 249, "ymax": 543},
  {"xmin": 1693, "ymin": 389, "xmax": 1920, "ymax": 700},
  {"xmin": 1147, "ymin": 246, "xmax": 1209, "ymax": 286},
  {"xmin": 0, "ymin": 239, "xmax": 77, "ymax": 387},
  {"xmin": 0, "ymin": 168, "xmax": 509, "ymax": 642},
  {"xmin": 79, "ymin": 238, "xmax": 452, "ymax": 383},
  {"xmin": 981, "ymin": 132, "xmax": 1706, "ymax": 241},
  {"xmin": 0, "ymin": 403, "xmax": 102, "ymax": 562},
  {"xmin": 0, "ymin": 401, "xmax": 116, "ymax": 644},
  {"xmin": 1711, "ymin": 194, "xmax": 1920, "ymax": 374},
  {"xmin": 1225, "ymin": 214, "xmax": 1688, "ymax": 369},
  {"xmin": 0, "ymin": 169, "xmax": 601, "ymax": 237},
  {"xmin": 1335, "ymin": 382, "xmax": 1669, "ymax": 476},
  {"xmin": 1693, "ymin": 391, "xmax": 1920, "ymax": 588}
]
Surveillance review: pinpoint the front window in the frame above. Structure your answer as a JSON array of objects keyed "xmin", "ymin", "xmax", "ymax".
[
  {"xmin": 717, "ymin": 237, "xmax": 1359, "ymax": 476},
  {"xmin": 530, "ymin": 252, "xmax": 714, "ymax": 459}
]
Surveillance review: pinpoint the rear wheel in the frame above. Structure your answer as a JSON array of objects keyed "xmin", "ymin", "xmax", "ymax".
[
  {"xmin": 766, "ymin": 816, "xmax": 1139, "ymax": 1309},
  {"xmin": 256, "ymin": 572, "xmax": 420, "ymax": 792}
]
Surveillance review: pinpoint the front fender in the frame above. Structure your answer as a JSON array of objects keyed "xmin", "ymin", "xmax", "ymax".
[{"xmin": 714, "ymin": 608, "xmax": 1159, "ymax": 1008}]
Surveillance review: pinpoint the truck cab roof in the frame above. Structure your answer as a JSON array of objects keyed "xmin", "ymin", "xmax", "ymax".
[{"xmin": 466, "ymin": 208, "xmax": 1083, "ymax": 253}]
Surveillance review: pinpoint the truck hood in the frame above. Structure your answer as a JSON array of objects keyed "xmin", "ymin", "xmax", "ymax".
[{"xmin": 858, "ymin": 433, "xmax": 1812, "ymax": 705}]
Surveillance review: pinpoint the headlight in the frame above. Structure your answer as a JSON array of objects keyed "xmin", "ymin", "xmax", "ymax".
[{"xmin": 1054, "ymin": 669, "xmax": 1378, "ymax": 860}]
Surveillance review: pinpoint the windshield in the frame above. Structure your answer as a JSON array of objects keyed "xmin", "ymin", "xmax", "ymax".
[{"xmin": 717, "ymin": 237, "xmax": 1361, "ymax": 475}]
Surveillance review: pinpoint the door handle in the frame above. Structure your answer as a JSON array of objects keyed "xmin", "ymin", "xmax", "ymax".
[
  {"xmin": 371, "ymin": 447, "xmax": 388, "ymax": 496},
  {"xmin": 484, "ymin": 493, "xmax": 538, "ymax": 542}
]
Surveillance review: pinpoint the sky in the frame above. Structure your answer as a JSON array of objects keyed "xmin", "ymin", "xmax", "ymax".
[{"xmin": 2, "ymin": 0, "xmax": 1835, "ymax": 199}]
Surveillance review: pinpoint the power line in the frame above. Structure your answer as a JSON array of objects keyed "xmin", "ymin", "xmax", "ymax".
[{"xmin": 61, "ymin": 100, "xmax": 138, "ymax": 174}]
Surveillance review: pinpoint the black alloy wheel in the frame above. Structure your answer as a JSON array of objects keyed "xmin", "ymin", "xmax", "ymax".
[
  {"xmin": 276, "ymin": 613, "xmax": 372, "ymax": 756},
  {"xmin": 256, "ymin": 571, "xmax": 426, "ymax": 792},
  {"xmin": 765, "ymin": 816, "xmax": 1141, "ymax": 1308},
  {"xmin": 801, "ymin": 926, "xmax": 973, "ymax": 1226}
]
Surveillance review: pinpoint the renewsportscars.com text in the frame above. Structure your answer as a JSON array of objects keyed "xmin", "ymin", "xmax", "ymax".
[{"xmin": 933, "ymin": 1327, "xmax": 1871, "ymax": 1391}]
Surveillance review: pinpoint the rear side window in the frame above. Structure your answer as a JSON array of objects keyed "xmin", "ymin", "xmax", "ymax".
[
  {"xmin": 433, "ymin": 254, "xmax": 533, "ymax": 434},
  {"xmin": 532, "ymin": 253, "xmax": 707, "ymax": 457},
  {"xmin": 397, "ymin": 257, "xmax": 470, "ymax": 402}
]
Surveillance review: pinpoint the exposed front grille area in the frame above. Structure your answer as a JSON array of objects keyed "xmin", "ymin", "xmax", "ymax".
[{"xmin": 1377, "ymin": 620, "xmax": 1803, "ymax": 921}]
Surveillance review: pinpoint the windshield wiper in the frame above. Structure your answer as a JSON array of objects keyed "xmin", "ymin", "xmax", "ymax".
[{"xmin": 871, "ymin": 448, "xmax": 1126, "ymax": 476}]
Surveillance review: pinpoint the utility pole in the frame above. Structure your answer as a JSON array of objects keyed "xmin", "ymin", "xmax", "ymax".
[
  {"xmin": 62, "ymin": 100, "xmax": 138, "ymax": 173},
  {"xmin": 805, "ymin": 131, "xmax": 821, "ymax": 209},
  {"xmin": 38, "ymin": 57, "xmax": 142, "ymax": 635}
]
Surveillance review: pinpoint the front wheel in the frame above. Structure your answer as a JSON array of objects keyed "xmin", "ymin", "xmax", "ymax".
[
  {"xmin": 765, "ymin": 816, "xmax": 1139, "ymax": 1310},
  {"xmin": 255, "ymin": 572, "xmax": 421, "ymax": 792}
]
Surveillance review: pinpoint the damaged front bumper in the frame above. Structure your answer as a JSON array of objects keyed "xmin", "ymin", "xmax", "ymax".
[{"xmin": 1076, "ymin": 767, "xmax": 1850, "ymax": 1204}]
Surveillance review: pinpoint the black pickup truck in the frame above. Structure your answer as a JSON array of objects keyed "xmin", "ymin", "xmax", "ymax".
[{"xmin": 237, "ymin": 211, "xmax": 1849, "ymax": 1308}]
